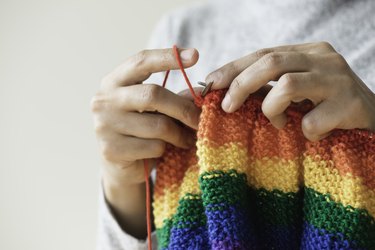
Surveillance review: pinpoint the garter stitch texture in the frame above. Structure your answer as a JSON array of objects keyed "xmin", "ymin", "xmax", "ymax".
[
  {"xmin": 152, "ymin": 89, "xmax": 375, "ymax": 250},
  {"xmin": 148, "ymin": 45, "xmax": 375, "ymax": 250}
]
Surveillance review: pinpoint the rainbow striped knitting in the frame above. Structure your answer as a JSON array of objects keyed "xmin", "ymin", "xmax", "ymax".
[{"xmin": 153, "ymin": 89, "xmax": 375, "ymax": 250}]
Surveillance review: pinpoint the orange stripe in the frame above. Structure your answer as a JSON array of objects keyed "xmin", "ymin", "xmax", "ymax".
[
  {"xmin": 197, "ymin": 91, "xmax": 375, "ymax": 188},
  {"xmin": 154, "ymin": 144, "xmax": 197, "ymax": 197},
  {"xmin": 198, "ymin": 93, "xmax": 306, "ymax": 160},
  {"xmin": 304, "ymin": 130, "xmax": 375, "ymax": 189}
]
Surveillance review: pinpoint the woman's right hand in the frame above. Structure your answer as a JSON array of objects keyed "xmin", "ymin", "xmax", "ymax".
[{"xmin": 91, "ymin": 48, "xmax": 201, "ymax": 238}]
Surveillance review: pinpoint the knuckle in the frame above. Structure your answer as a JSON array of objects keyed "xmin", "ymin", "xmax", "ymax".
[
  {"xmin": 261, "ymin": 101, "xmax": 272, "ymax": 118},
  {"xmin": 350, "ymin": 94, "xmax": 365, "ymax": 113},
  {"xmin": 155, "ymin": 117, "xmax": 171, "ymax": 135},
  {"xmin": 141, "ymin": 84, "xmax": 161, "ymax": 108},
  {"xmin": 226, "ymin": 62, "xmax": 239, "ymax": 74},
  {"xmin": 318, "ymin": 41, "xmax": 335, "ymax": 51},
  {"xmin": 101, "ymin": 143, "xmax": 115, "ymax": 162},
  {"xmin": 262, "ymin": 52, "xmax": 283, "ymax": 68},
  {"xmin": 332, "ymin": 53, "xmax": 348, "ymax": 70},
  {"xmin": 255, "ymin": 48, "xmax": 272, "ymax": 59},
  {"xmin": 302, "ymin": 115, "xmax": 318, "ymax": 135},
  {"xmin": 181, "ymin": 103, "xmax": 195, "ymax": 123},
  {"xmin": 90, "ymin": 93, "xmax": 106, "ymax": 113},
  {"xmin": 131, "ymin": 49, "xmax": 148, "ymax": 68},
  {"xmin": 232, "ymin": 76, "xmax": 243, "ymax": 90},
  {"xmin": 278, "ymin": 73, "xmax": 297, "ymax": 94},
  {"xmin": 94, "ymin": 121, "xmax": 108, "ymax": 135}
]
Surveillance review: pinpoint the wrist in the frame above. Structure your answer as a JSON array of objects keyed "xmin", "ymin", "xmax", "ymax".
[
  {"xmin": 102, "ymin": 175, "xmax": 149, "ymax": 239},
  {"xmin": 102, "ymin": 174, "xmax": 146, "ymax": 213}
]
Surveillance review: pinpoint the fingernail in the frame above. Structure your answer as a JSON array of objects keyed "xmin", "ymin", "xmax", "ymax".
[
  {"xmin": 180, "ymin": 49, "xmax": 195, "ymax": 62},
  {"xmin": 222, "ymin": 94, "xmax": 232, "ymax": 112}
]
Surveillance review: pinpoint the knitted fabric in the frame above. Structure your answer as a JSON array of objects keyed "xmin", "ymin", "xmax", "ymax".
[{"xmin": 152, "ymin": 89, "xmax": 375, "ymax": 250}]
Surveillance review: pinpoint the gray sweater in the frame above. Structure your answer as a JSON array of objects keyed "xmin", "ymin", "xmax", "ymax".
[{"xmin": 97, "ymin": 0, "xmax": 375, "ymax": 249}]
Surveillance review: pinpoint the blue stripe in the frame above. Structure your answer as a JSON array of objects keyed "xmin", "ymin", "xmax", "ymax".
[
  {"xmin": 168, "ymin": 226, "xmax": 209, "ymax": 249},
  {"xmin": 301, "ymin": 222, "xmax": 359, "ymax": 250}
]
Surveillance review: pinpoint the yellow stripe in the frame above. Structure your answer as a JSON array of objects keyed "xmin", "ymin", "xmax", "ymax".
[
  {"xmin": 197, "ymin": 140, "xmax": 249, "ymax": 174},
  {"xmin": 196, "ymin": 141, "xmax": 374, "ymax": 216},
  {"xmin": 304, "ymin": 156, "xmax": 375, "ymax": 218},
  {"xmin": 197, "ymin": 140, "xmax": 302, "ymax": 192},
  {"xmin": 247, "ymin": 157, "xmax": 302, "ymax": 193},
  {"xmin": 153, "ymin": 184, "xmax": 180, "ymax": 229},
  {"xmin": 179, "ymin": 164, "xmax": 201, "ymax": 198},
  {"xmin": 154, "ymin": 165, "xmax": 201, "ymax": 229}
]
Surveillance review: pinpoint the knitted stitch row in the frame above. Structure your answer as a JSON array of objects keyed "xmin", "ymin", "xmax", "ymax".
[{"xmin": 153, "ymin": 89, "xmax": 375, "ymax": 250}]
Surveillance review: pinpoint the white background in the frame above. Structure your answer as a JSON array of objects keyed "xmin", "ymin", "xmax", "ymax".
[{"xmin": 0, "ymin": 0, "xmax": 201, "ymax": 249}]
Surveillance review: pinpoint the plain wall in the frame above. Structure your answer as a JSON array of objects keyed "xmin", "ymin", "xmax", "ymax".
[{"xmin": 0, "ymin": 0, "xmax": 202, "ymax": 249}]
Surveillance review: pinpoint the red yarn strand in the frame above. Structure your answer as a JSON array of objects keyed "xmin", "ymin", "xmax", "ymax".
[
  {"xmin": 143, "ymin": 159, "xmax": 152, "ymax": 250},
  {"xmin": 144, "ymin": 45, "xmax": 201, "ymax": 250},
  {"xmin": 172, "ymin": 45, "xmax": 200, "ymax": 101},
  {"xmin": 162, "ymin": 70, "xmax": 170, "ymax": 88}
]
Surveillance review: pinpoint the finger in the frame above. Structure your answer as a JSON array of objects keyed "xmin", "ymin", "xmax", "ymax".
[
  {"xmin": 98, "ymin": 111, "xmax": 196, "ymax": 149},
  {"xmin": 261, "ymin": 72, "xmax": 331, "ymax": 129},
  {"xmin": 178, "ymin": 87, "xmax": 204, "ymax": 101},
  {"xmin": 222, "ymin": 52, "xmax": 312, "ymax": 113},
  {"xmin": 205, "ymin": 42, "xmax": 331, "ymax": 89},
  {"xmin": 301, "ymin": 100, "xmax": 341, "ymax": 141},
  {"xmin": 115, "ymin": 84, "xmax": 201, "ymax": 129},
  {"xmin": 100, "ymin": 134, "xmax": 167, "ymax": 163},
  {"xmin": 102, "ymin": 48, "xmax": 199, "ymax": 89}
]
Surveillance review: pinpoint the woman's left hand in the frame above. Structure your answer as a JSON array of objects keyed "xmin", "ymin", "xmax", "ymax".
[{"xmin": 205, "ymin": 42, "xmax": 375, "ymax": 141}]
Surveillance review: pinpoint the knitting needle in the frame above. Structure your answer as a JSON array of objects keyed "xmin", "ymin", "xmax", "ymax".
[{"xmin": 197, "ymin": 81, "xmax": 214, "ymax": 97}]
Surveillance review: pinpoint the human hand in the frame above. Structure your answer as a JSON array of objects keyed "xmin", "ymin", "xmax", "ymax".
[
  {"xmin": 91, "ymin": 48, "xmax": 201, "ymax": 238},
  {"xmin": 91, "ymin": 48, "xmax": 201, "ymax": 187},
  {"xmin": 206, "ymin": 42, "xmax": 375, "ymax": 141}
]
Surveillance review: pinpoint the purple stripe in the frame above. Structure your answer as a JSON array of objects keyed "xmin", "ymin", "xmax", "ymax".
[
  {"xmin": 205, "ymin": 203, "xmax": 256, "ymax": 249},
  {"xmin": 301, "ymin": 222, "xmax": 358, "ymax": 250},
  {"xmin": 168, "ymin": 226, "xmax": 209, "ymax": 249},
  {"xmin": 168, "ymin": 208, "xmax": 360, "ymax": 249},
  {"xmin": 206, "ymin": 203, "xmax": 304, "ymax": 249}
]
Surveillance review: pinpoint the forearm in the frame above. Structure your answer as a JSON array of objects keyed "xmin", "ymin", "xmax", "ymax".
[{"xmin": 102, "ymin": 176, "xmax": 149, "ymax": 239}]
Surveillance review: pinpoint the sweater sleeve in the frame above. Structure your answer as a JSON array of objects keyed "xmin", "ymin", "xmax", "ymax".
[
  {"xmin": 96, "ymin": 14, "xmax": 173, "ymax": 250},
  {"xmin": 96, "ymin": 185, "xmax": 158, "ymax": 250}
]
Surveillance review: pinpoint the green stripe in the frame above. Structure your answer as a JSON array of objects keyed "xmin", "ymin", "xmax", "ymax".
[
  {"xmin": 304, "ymin": 187, "xmax": 375, "ymax": 249},
  {"xmin": 199, "ymin": 170, "xmax": 248, "ymax": 206},
  {"xmin": 199, "ymin": 170, "xmax": 302, "ymax": 226},
  {"xmin": 157, "ymin": 170, "xmax": 375, "ymax": 249},
  {"xmin": 172, "ymin": 193, "xmax": 206, "ymax": 229},
  {"xmin": 156, "ymin": 218, "xmax": 172, "ymax": 250},
  {"xmin": 156, "ymin": 193, "xmax": 206, "ymax": 249}
]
